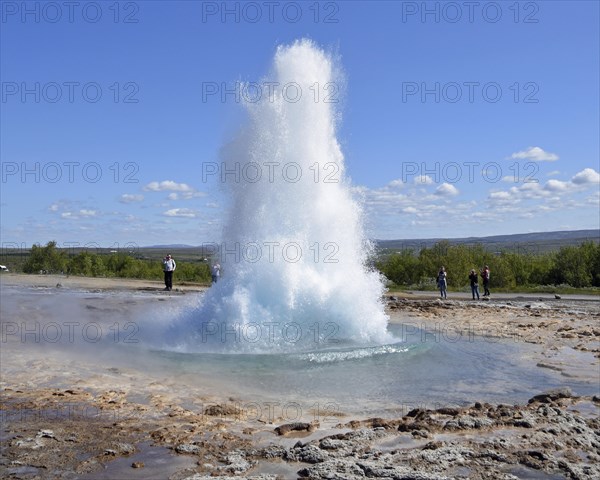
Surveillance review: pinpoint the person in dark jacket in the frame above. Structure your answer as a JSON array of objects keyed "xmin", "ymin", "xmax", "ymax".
[
  {"xmin": 469, "ymin": 269, "xmax": 480, "ymax": 300},
  {"xmin": 437, "ymin": 266, "xmax": 447, "ymax": 299},
  {"xmin": 481, "ymin": 265, "xmax": 490, "ymax": 297}
]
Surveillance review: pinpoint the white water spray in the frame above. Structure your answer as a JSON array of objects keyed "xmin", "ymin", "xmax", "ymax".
[{"xmin": 179, "ymin": 39, "xmax": 389, "ymax": 352}]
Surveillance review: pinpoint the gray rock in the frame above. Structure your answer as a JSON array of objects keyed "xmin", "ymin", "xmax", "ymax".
[
  {"xmin": 182, "ymin": 475, "xmax": 278, "ymax": 480},
  {"xmin": 528, "ymin": 387, "xmax": 572, "ymax": 404},
  {"xmin": 274, "ymin": 422, "xmax": 315, "ymax": 435},
  {"xmin": 319, "ymin": 438, "xmax": 347, "ymax": 450},
  {"xmin": 220, "ymin": 451, "xmax": 252, "ymax": 473},
  {"xmin": 175, "ymin": 443, "xmax": 200, "ymax": 454},
  {"xmin": 286, "ymin": 444, "xmax": 328, "ymax": 464},
  {"xmin": 257, "ymin": 445, "xmax": 286, "ymax": 459}
]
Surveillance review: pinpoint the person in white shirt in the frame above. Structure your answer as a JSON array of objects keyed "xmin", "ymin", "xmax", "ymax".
[
  {"xmin": 162, "ymin": 254, "xmax": 176, "ymax": 291},
  {"xmin": 211, "ymin": 263, "xmax": 220, "ymax": 284}
]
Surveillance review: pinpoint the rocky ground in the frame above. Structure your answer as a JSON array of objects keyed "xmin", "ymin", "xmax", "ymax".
[
  {"xmin": 2, "ymin": 385, "xmax": 599, "ymax": 479},
  {"xmin": 1, "ymin": 276, "xmax": 599, "ymax": 479}
]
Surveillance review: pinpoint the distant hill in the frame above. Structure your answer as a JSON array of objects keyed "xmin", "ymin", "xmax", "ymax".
[
  {"xmin": 143, "ymin": 230, "xmax": 600, "ymax": 254},
  {"xmin": 375, "ymin": 229, "xmax": 599, "ymax": 254},
  {"xmin": 145, "ymin": 244, "xmax": 197, "ymax": 249},
  {"xmin": 2, "ymin": 232, "xmax": 594, "ymax": 271}
]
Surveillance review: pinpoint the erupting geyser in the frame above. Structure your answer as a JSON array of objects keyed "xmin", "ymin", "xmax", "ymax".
[{"xmin": 177, "ymin": 39, "xmax": 390, "ymax": 352}]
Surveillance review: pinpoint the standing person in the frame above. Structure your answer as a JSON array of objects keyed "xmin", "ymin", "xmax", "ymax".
[
  {"xmin": 437, "ymin": 266, "xmax": 447, "ymax": 299},
  {"xmin": 481, "ymin": 265, "xmax": 491, "ymax": 297},
  {"xmin": 469, "ymin": 269, "xmax": 480, "ymax": 300},
  {"xmin": 211, "ymin": 263, "xmax": 220, "ymax": 284},
  {"xmin": 162, "ymin": 254, "xmax": 176, "ymax": 291}
]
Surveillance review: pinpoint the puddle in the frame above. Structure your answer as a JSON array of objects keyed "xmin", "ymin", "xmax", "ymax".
[{"xmin": 80, "ymin": 442, "xmax": 197, "ymax": 480}]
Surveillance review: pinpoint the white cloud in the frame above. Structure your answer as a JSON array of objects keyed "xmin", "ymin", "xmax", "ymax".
[
  {"xmin": 571, "ymin": 168, "xmax": 600, "ymax": 185},
  {"xmin": 60, "ymin": 209, "xmax": 97, "ymax": 220},
  {"xmin": 49, "ymin": 204, "xmax": 59, "ymax": 212},
  {"xmin": 435, "ymin": 183, "xmax": 459, "ymax": 196},
  {"xmin": 144, "ymin": 180, "xmax": 193, "ymax": 192},
  {"xmin": 510, "ymin": 146, "xmax": 559, "ymax": 162},
  {"xmin": 516, "ymin": 182, "xmax": 547, "ymax": 199},
  {"xmin": 347, "ymin": 165, "xmax": 598, "ymax": 239},
  {"xmin": 486, "ymin": 166, "xmax": 600, "ymax": 216},
  {"xmin": 388, "ymin": 179, "xmax": 404, "ymax": 188},
  {"xmin": 119, "ymin": 194, "xmax": 144, "ymax": 203},
  {"xmin": 414, "ymin": 175, "xmax": 434, "ymax": 185},
  {"xmin": 179, "ymin": 191, "xmax": 207, "ymax": 199},
  {"xmin": 144, "ymin": 180, "xmax": 207, "ymax": 200},
  {"xmin": 586, "ymin": 191, "xmax": 600, "ymax": 206},
  {"xmin": 547, "ymin": 170, "xmax": 560, "ymax": 177},
  {"xmin": 489, "ymin": 191, "xmax": 512, "ymax": 200},
  {"xmin": 544, "ymin": 179, "xmax": 569, "ymax": 192},
  {"xmin": 206, "ymin": 202, "xmax": 219, "ymax": 208},
  {"xmin": 163, "ymin": 208, "xmax": 197, "ymax": 218},
  {"xmin": 79, "ymin": 209, "xmax": 96, "ymax": 217}
]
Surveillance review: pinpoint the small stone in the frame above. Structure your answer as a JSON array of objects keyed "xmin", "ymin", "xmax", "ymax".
[
  {"xmin": 295, "ymin": 445, "xmax": 327, "ymax": 463},
  {"xmin": 175, "ymin": 444, "xmax": 200, "ymax": 454},
  {"xmin": 131, "ymin": 462, "xmax": 144, "ymax": 468},
  {"xmin": 203, "ymin": 403, "xmax": 239, "ymax": 416},
  {"xmin": 406, "ymin": 408, "xmax": 428, "ymax": 419},
  {"xmin": 436, "ymin": 407, "xmax": 460, "ymax": 416},
  {"xmin": 115, "ymin": 443, "xmax": 135, "ymax": 455},
  {"xmin": 422, "ymin": 441, "xmax": 443, "ymax": 450},
  {"xmin": 275, "ymin": 422, "xmax": 316, "ymax": 436},
  {"xmin": 528, "ymin": 388, "xmax": 572, "ymax": 404},
  {"xmin": 512, "ymin": 419, "xmax": 535, "ymax": 428},
  {"xmin": 368, "ymin": 418, "xmax": 392, "ymax": 428}
]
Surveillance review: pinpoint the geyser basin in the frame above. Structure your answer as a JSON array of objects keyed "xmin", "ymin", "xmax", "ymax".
[
  {"xmin": 2, "ymin": 287, "xmax": 598, "ymax": 421},
  {"xmin": 183, "ymin": 39, "xmax": 390, "ymax": 352}
]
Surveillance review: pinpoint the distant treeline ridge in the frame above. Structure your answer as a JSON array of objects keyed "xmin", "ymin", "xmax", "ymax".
[
  {"xmin": 376, "ymin": 240, "xmax": 600, "ymax": 288},
  {"xmin": 5, "ymin": 240, "xmax": 600, "ymax": 289},
  {"xmin": 18, "ymin": 241, "xmax": 212, "ymax": 283}
]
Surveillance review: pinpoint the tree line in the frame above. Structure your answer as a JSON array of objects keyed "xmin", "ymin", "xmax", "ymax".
[
  {"xmin": 376, "ymin": 240, "xmax": 600, "ymax": 289},
  {"xmin": 21, "ymin": 241, "xmax": 212, "ymax": 283},
  {"xmin": 13, "ymin": 240, "xmax": 600, "ymax": 290}
]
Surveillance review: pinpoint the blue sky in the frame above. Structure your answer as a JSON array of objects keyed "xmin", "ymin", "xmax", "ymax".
[{"xmin": 1, "ymin": 0, "xmax": 599, "ymax": 247}]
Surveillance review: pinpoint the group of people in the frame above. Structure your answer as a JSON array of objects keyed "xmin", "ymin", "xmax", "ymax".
[
  {"xmin": 161, "ymin": 254, "xmax": 221, "ymax": 291},
  {"xmin": 163, "ymin": 253, "xmax": 491, "ymax": 300},
  {"xmin": 437, "ymin": 265, "xmax": 491, "ymax": 300}
]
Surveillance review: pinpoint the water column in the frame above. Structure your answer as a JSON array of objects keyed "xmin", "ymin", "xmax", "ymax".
[{"xmin": 197, "ymin": 39, "xmax": 390, "ymax": 352}]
